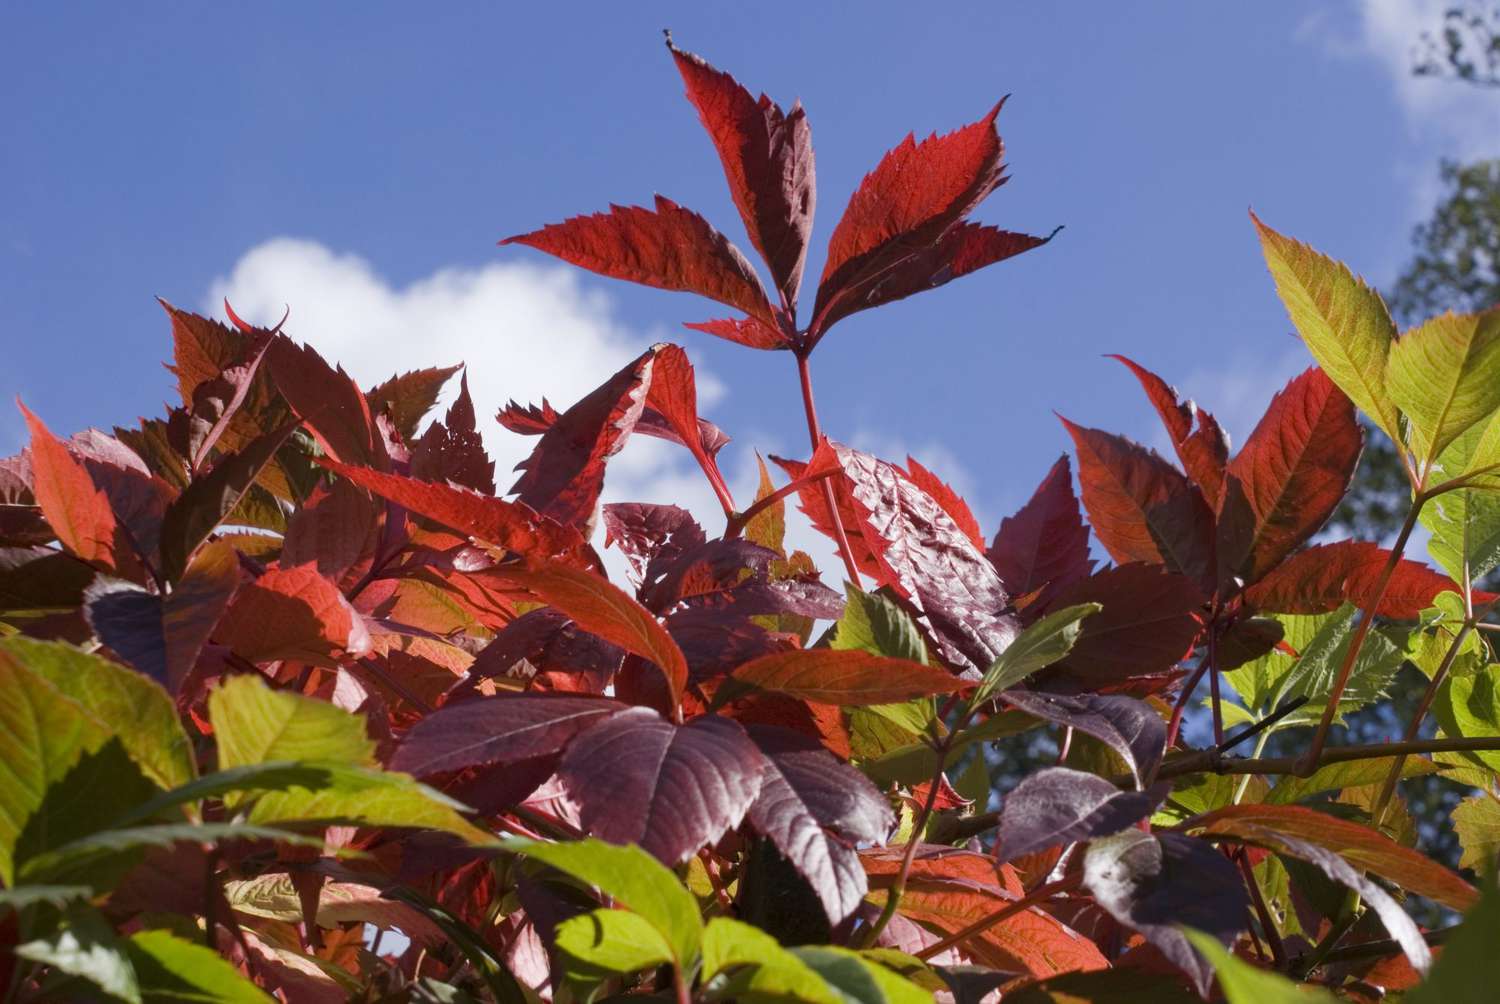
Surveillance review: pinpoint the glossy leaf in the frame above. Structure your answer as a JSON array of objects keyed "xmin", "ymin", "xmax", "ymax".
[
  {"xmin": 557, "ymin": 709, "xmax": 764, "ymax": 864},
  {"xmin": 1252, "ymin": 213, "xmax": 1401, "ymax": 441},
  {"xmin": 503, "ymin": 196, "xmax": 776, "ymax": 324},
  {"xmin": 1002, "ymin": 691, "xmax": 1166, "ymax": 788},
  {"xmin": 15, "ymin": 908, "xmax": 140, "ymax": 1003}
]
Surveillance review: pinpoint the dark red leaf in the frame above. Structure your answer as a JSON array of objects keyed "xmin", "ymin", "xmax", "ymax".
[
  {"xmin": 1243, "ymin": 541, "xmax": 1458, "ymax": 619},
  {"xmin": 216, "ymin": 564, "xmax": 372, "ymax": 666},
  {"xmin": 19, "ymin": 403, "xmax": 134, "ymax": 575},
  {"xmin": 365, "ymin": 364, "xmax": 461, "ymax": 442},
  {"xmin": 502, "ymin": 195, "xmax": 776, "ymax": 325},
  {"xmin": 729, "ymin": 648, "xmax": 966, "ymax": 705},
  {"xmin": 495, "ymin": 560, "xmax": 689, "ymax": 706},
  {"xmin": 814, "ymin": 443, "xmax": 1018, "ymax": 673},
  {"xmin": 744, "ymin": 725, "xmax": 893, "ymax": 923},
  {"xmin": 996, "ymin": 767, "xmax": 1168, "ymax": 863},
  {"xmin": 1217, "ymin": 368, "xmax": 1362, "ymax": 587},
  {"xmin": 391, "ymin": 694, "xmax": 625, "ymax": 776},
  {"xmin": 1003, "ymin": 691, "xmax": 1166, "ymax": 788},
  {"xmin": 1109, "ymin": 355, "xmax": 1229, "ymax": 508},
  {"xmin": 158, "ymin": 420, "xmax": 298, "ymax": 582},
  {"xmin": 410, "ymin": 373, "xmax": 496, "ymax": 494},
  {"xmin": 557, "ymin": 708, "xmax": 765, "ymax": 864},
  {"xmin": 815, "ymin": 222, "xmax": 1054, "ymax": 333},
  {"xmin": 1081, "ymin": 830, "xmax": 1247, "ymax": 996},
  {"xmin": 0, "ymin": 547, "xmax": 93, "ymax": 610},
  {"xmin": 268, "ymin": 336, "xmax": 385, "ymax": 470},
  {"xmin": 812, "ymin": 103, "xmax": 1008, "ymax": 339},
  {"xmin": 1047, "ymin": 564, "xmax": 1204, "ymax": 683},
  {"xmin": 318, "ymin": 458, "xmax": 585, "ymax": 563},
  {"xmin": 280, "ymin": 478, "xmax": 381, "ymax": 584},
  {"xmin": 1188, "ymin": 803, "xmax": 1477, "ymax": 911},
  {"xmin": 602, "ymin": 503, "xmax": 706, "ymax": 590},
  {"xmin": 987, "ymin": 455, "xmax": 1094, "ymax": 613},
  {"xmin": 903, "ymin": 456, "xmax": 984, "ymax": 550},
  {"xmin": 462, "ymin": 607, "xmax": 623, "ymax": 696},
  {"xmin": 508, "ymin": 348, "xmax": 654, "ymax": 529},
  {"xmin": 683, "ymin": 316, "xmax": 793, "ymax": 350},
  {"xmin": 162, "ymin": 539, "xmax": 239, "ymax": 690},
  {"xmin": 669, "ymin": 40, "xmax": 815, "ymax": 307},
  {"xmin": 1060, "ymin": 417, "xmax": 1215, "ymax": 586}
]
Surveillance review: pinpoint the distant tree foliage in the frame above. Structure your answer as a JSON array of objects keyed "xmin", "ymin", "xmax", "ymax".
[{"xmin": 1415, "ymin": 3, "xmax": 1500, "ymax": 87}]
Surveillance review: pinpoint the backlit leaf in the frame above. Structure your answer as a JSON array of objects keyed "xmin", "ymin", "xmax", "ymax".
[
  {"xmin": 1245, "ymin": 541, "xmax": 1457, "ymax": 619},
  {"xmin": 19, "ymin": 402, "xmax": 130, "ymax": 573},
  {"xmin": 1182, "ymin": 928, "xmax": 1337, "ymax": 1003},
  {"xmin": 555, "ymin": 907, "xmax": 672, "ymax": 977},
  {"xmin": 215, "ymin": 564, "xmax": 371, "ymax": 666},
  {"xmin": 729, "ymin": 649, "xmax": 965, "ymax": 706},
  {"xmin": 126, "ymin": 929, "xmax": 272, "ymax": 1003},
  {"xmin": 971, "ymin": 603, "xmax": 1099, "ymax": 707},
  {"xmin": 987, "ymin": 455, "xmax": 1094, "ymax": 612},
  {"xmin": 1387, "ymin": 307, "xmax": 1500, "ymax": 464}
]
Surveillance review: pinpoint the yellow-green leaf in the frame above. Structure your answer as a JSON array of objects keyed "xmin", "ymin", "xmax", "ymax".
[
  {"xmin": 210, "ymin": 674, "xmax": 375, "ymax": 770},
  {"xmin": 556, "ymin": 908, "xmax": 672, "ymax": 978},
  {"xmin": 1387, "ymin": 309, "xmax": 1500, "ymax": 466}
]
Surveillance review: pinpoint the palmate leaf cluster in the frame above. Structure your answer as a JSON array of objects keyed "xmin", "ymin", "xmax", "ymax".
[{"xmin": 3, "ymin": 36, "xmax": 1500, "ymax": 1004}]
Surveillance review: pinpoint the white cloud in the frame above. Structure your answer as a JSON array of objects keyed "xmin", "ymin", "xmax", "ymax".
[
  {"xmin": 1306, "ymin": 1, "xmax": 1500, "ymax": 167},
  {"xmin": 206, "ymin": 238, "xmax": 841, "ymax": 581}
]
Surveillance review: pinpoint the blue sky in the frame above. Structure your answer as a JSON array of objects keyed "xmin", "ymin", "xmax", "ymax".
[{"xmin": 5, "ymin": 2, "xmax": 1497, "ymax": 558}]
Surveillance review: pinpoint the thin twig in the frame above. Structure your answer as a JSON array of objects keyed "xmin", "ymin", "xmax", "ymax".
[{"xmin": 795, "ymin": 351, "xmax": 862, "ymax": 588}]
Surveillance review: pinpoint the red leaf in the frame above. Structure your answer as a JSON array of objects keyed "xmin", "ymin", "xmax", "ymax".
[
  {"xmin": 508, "ymin": 348, "xmax": 655, "ymax": 529},
  {"xmin": 318, "ymin": 459, "xmax": 585, "ymax": 562},
  {"xmin": 216, "ymin": 564, "xmax": 372, "ymax": 666},
  {"xmin": 495, "ymin": 398, "xmax": 559, "ymax": 436},
  {"xmin": 391, "ymin": 694, "xmax": 625, "ymax": 776},
  {"xmin": 502, "ymin": 195, "xmax": 777, "ymax": 325},
  {"xmin": 1061, "ymin": 417, "xmax": 1215, "ymax": 586},
  {"xmin": 365, "ymin": 364, "xmax": 461, "ymax": 442},
  {"xmin": 815, "ymin": 222, "xmax": 1054, "ymax": 333},
  {"xmin": 495, "ymin": 560, "xmax": 689, "ymax": 706},
  {"xmin": 683, "ymin": 316, "xmax": 791, "ymax": 350},
  {"xmin": 729, "ymin": 649, "xmax": 966, "ymax": 705},
  {"xmin": 601, "ymin": 503, "xmax": 706, "ymax": 590},
  {"xmin": 812, "ymin": 103, "xmax": 1010, "ymax": 338},
  {"xmin": 643, "ymin": 344, "xmax": 729, "ymax": 486},
  {"xmin": 267, "ymin": 336, "xmax": 385, "ymax": 469},
  {"xmin": 902, "ymin": 456, "xmax": 984, "ymax": 550},
  {"xmin": 669, "ymin": 40, "xmax": 815, "ymax": 308},
  {"xmin": 410, "ymin": 372, "xmax": 496, "ymax": 495},
  {"xmin": 1189, "ymin": 803, "xmax": 1477, "ymax": 911},
  {"xmin": 1243, "ymin": 541, "xmax": 1460, "ymax": 619},
  {"xmin": 1049, "ymin": 563, "xmax": 1204, "ymax": 683},
  {"xmin": 988, "ymin": 455, "xmax": 1094, "ymax": 611},
  {"xmin": 162, "ymin": 539, "xmax": 240, "ymax": 690},
  {"xmin": 557, "ymin": 708, "xmax": 765, "ymax": 864},
  {"xmin": 1217, "ymin": 368, "xmax": 1361, "ymax": 587},
  {"xmin": 19, "ymin": 403, "xmax": 131, "ymax": 573},
  {"xmin": 1109, "ymin": 355, "xmax": 1229, "ymax": 508},
  {"xmin": 279, "ymin": 478, "xmax": 381, "ymax": 585},
  {"xmin": 808, "ymin": 444, "xmax": 1017, "ymax": 673}
]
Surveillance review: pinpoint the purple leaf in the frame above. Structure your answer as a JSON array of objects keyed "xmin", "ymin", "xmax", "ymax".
[
  {"xmin": 996, "ymin": 767, "xmax": 1168, "ymax": 864},
  {"xmin": 988, "ymin": 455, "xmax": 1094, "ymax": 615},
  {"xmin": 601, "ymin": 503, "xmax": 707, "ymax": 592},
  {"xmin": 1002, "ymin": 691, "xmax": 1166, "ymax": 788},
  {"xmin": 410, "ymin": 372, "xmax": 496, "ymax": 494},
  {"xmin": 461, "ymin": 608, "xmax": 625, "ymax": 696},
  {"xmin": 744, "ymin": 725, "xmax": 895, "ymax": 923},
  {"xmin": 1081, "ymin": 830, "xmax": 1246, "ymax": 997},
  {"xmin": 557, "ymin": 708, "xmax": 765, "ymax": 864},
  {"xmin": 391, "ymin": 694, "xmax": 625, "ymax": 777}
]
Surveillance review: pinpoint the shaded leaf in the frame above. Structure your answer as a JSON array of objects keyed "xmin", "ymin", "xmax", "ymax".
[
  {"xmin": 410, "ymin": 372, "xmax": 496, "ymax": 494},
  {"xmin": 365, "ymin": 364, "xmax": 461, "ymax": 442},
  {"xmin": 391, "ymin": 694, "xmax": 624, "ymax": 776},
  {"xmin": 971, "ymin": 603, "xmax": 1099, "ymax": 707},
  {"xmin": 268, "ymin": 335, "xmax": 383, "ymax": 469},
  {"xmin": 1002, "ymin": 691, "xmax": 1165, "ymax": 788},
  {"xmin": 729, "ymin": 649, "xmax": 965, "ymax": 706},
  {"xmin": 557, "ymin": 709, "xmax": 764, "ymax": 864},
  {"xmin": 1182, "ymin": 928, "xmax": 1337, "ymax": 1003},
  {"xmin": 996, "ymin": 767, "xmax": 1168, "ymax": 863},
  {"xmin": 555, "ymin": 907, "xmax": 672, "ymax": 977},
  {"xmin": 125, "ymin": 928, "xmax": 272, "ymax": 1003},
  {"xmin": 1244, "ymin": 541, "xmax": 1457, "ymax": 619},
  {"xmin": 15, "ymin": 909, "xmax": 140, "ymax": 1004},
  {"xmin": 1048, "ymin": 564, "xmax": 1203, "ymax": 683}
]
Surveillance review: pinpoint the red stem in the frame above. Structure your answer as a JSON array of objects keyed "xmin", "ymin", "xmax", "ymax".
[
  {"xmin": 795, "ymin": 351, "xmax": 862, "ymax": 587},
  {"xmin": 1166, "ymin": 653, "xmax": 1212, "ymax": 749}
]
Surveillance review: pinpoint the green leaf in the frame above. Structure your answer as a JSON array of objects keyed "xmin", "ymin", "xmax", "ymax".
[
  {"xmin": 861, "ymin": 712, "xmax": 1033, "ymax": 786},
  {"xmin": 1422, "ymin": 422, "xmax": 1500, "ymax": 582},
  {"xmin": 1434, "ymin": 671, "xmax": 1500, "ymax": 773},
  {"xmin": 125, "ymin": 928, "xmax": 273, "ymax": 1003},
  {"xmin": 1406, "ymin": 871, "xmax": 1500, "ymax": 1004},
  {"xmin": 504, "ymin": 838, "xmax": 702, "ymax": 969},
  {"xmin": 210, "ymin": 674, "xmax": 376, "ymax": 770},
  {"xmin": 703, "ymin": 917, "xmax": 842, "ymax": 1004},
  {"xmin": 555, "ymin": 907, "xmax": 672, "ymax": 977},
  {"xmin": 0, "ymin": 884, "xmax": 93, "ymax": 912},
  {"xmin": 1182, "ymin": 927, "xmax": 1337, "ymax": 1003},
  {"xmin": 0, "ymin": 637, "xmax": 195, "ymax": 790},
  {"xmin": 1266, "ymin": 757, "xmax": 1445, "ymax": 806},
  {"xmin": 111, "ymin": 762, "xmax": 342, "ymax": 828},
  {"xmin": 1251, "ymin": 214, "xmax": 1401, "ymax": 444},
  {"xmin": 832, "ymin": 586, "xmax": 928, "ymax": 663},
  {"xmin": 16, "ymin": 908, "xmax": 141, "ymax": 1003},
  {"xmin": 790, "ymin": 947, "xmax": 932, "ymax": 1004},
  {"xmin": 1453, "ymin": 795, "xmax": 1500, "ymax": 872},
  {"xmin": 1387, "ymin": 309, "xmax": 1500, "ymax": 465},
  {"xmin": 19, "ymin": 822, "xmax": 329, "ymax": 885},
  {"xmin": 1270, "ymin": 605, "xmax": 1404, "ymax": 722},
  {"xmin": 969, "ymin": 603, "xmax": 1099, "ymax": 708},
  {"xmin": 243, "ymin": 763, "xmax": 495, "ymax": 846}
]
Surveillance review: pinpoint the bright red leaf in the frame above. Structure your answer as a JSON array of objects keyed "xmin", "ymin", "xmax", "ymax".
[
  {"xmin": 215, "ymin": 564, "xmax": 372, "ymax": 666},
  {"xmin": 1243, "ymin": 540, "xmax": 1461, "ymax": 618},
  {"xmin": 728, "ymin": 648, "xmax": 966, "ymax": 705},
  {"xmin": 1109, "ymin": 355, "xmax": 1229, "ymax": 508},
  {"xmin": 19, "ymin": 403, "xmax": 132, "ymax": 574}
]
